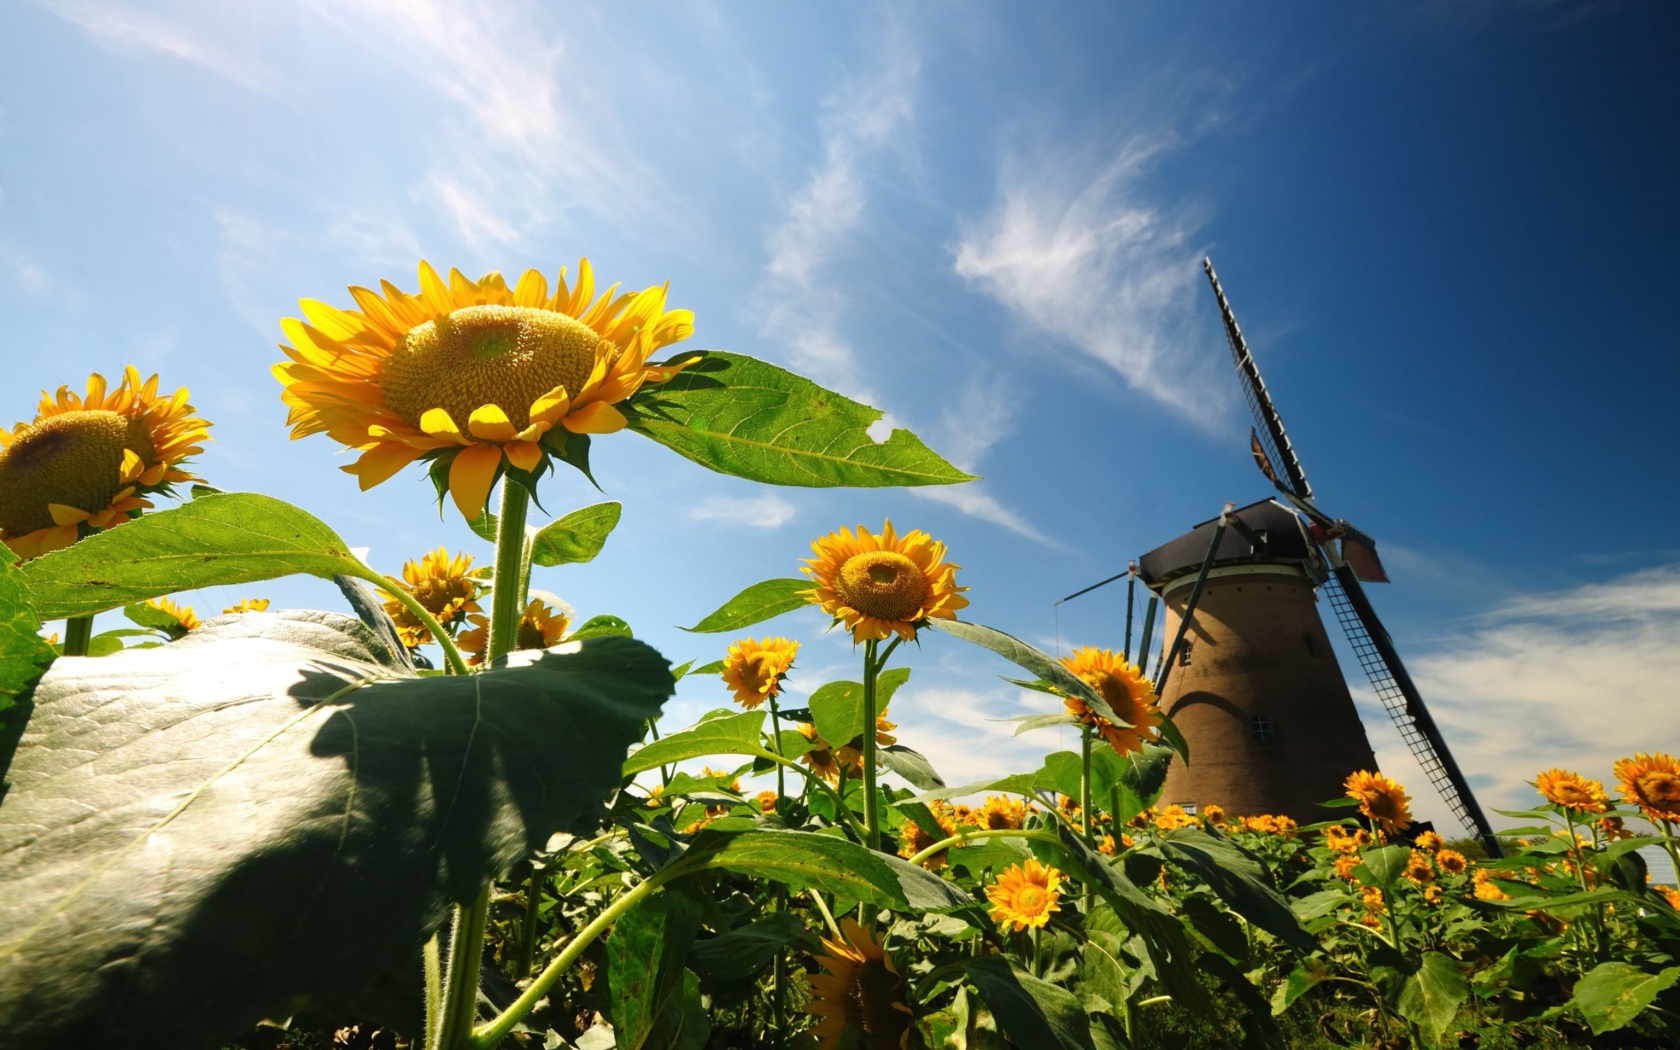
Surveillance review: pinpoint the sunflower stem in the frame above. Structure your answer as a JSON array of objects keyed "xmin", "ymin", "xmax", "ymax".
[
  {"xmin": 769, "ymin": 694, "xmax": 786, "ymax": 799},
  {"xmin": 1080, "ymin": 726, "xmax": 1094, "ymax": 846},
  {"xmin": 62, "ymin": 615, "xmax": 93, "ymax": 657},
  {"xmin": 487, "ymin": 482, "xmax": 531, "ymax": 663},
  {"xmin": 861, "ymin": 637, "xmax": 881, "ymax": 851},
  {"xmin": 436, "ymin": 884, "xmax": 491, "ymax": 1050},
  {"xmin": 422, "ymin": 933, "xmax": 443, "ymax": 1050},
  {"xmin": 366, "ymin": 574, "xmax": 468, "ymax": 675},
  {"xmin": 905, "ymin": 828, "xmax": 1063, "ymax": 868},
  {"xmin": 516, "ymin": 861, "xmax": 543, "ymax": 980}
]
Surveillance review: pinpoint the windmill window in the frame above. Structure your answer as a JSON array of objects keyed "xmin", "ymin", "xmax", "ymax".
[
  {"xmin": 1250, "ymin": 714, "xmax": 1275, "ymax": 743},
  {"xmin": 1304, "ymin": 633, "xmax": 1318, "ymax": 657},
  {"xmin": 1179, "ymin": 638, "xmax": 1194, "ymax": 666}
]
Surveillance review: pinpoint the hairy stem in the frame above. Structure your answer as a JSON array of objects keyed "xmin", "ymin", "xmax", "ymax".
[
  {"xmin": 516, "ymin": 862, "xmax": 543, "ymax": 979},
  {"xmin": 436, "ymin": 886, "xmax": 491, "ymax": 1050},
  {"xmin": 862, "ymin": 638, "xmax": 881, "ymax": 850},
  {"xmin": 62, "ymin": 615, "xmax": 93, "ymax": 657},
  {"xmin": 486, "ymin": 482, "xmax": 530, "ymax": 662}
]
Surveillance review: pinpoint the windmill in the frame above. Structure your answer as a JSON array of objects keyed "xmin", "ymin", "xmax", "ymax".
[{"xmin": 1054, "ymin": 261, "xmax": 1500, "ymax": 854}]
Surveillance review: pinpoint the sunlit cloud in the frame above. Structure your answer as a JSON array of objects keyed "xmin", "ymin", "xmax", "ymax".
[
  {"xmin": 41, "ymin": 1, "xmax": 279, "ymax": 93},
  {"xmin": 688, "ymin": 494, "xmax": 799, "ymax": 530}
]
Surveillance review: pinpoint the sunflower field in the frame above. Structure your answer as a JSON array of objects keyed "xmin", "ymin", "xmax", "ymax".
[{"xmin": 1, "ymin": 260, "xmax": 1678, "ymax": 1050}]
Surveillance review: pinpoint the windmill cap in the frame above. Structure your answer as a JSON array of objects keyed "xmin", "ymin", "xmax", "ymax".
[{"xmin": 1138, "ymin": 498, "xmax": 1315, "ymax": 590}]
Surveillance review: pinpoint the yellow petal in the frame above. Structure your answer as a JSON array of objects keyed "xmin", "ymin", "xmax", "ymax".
[
  {"xmin": 466, "ymin": 404, "xmax": 519, "ymax": 442},
  {"xmin": 119, "ymin": 448, "xmax": 144, "ymax": 483},
  {"xmin": 448, "ymin": 444, "xmax": 504, "ymax": 520},
  {"xmin": 505, "ymin": 440, "xmax": 543, "ymax": 471},
  {"xmin": 48, "ymin": 503, "xmax": 91, "ymax": 526},
  {"xmin": 529, "ymin": 384, "xmax": 571, "ymax": 426},
  {"xmin": 341, "ymin": 442, "xmax": 425, "ymax": 490},
  {"xmin": 562, "ymin": 401, "xmax": 627, "ymax": 434},
  {"xmin": 420, "ymin": 408, "xmax": 466, "ymax": 442}
]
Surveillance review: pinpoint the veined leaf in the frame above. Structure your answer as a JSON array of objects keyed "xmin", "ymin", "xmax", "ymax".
[
  {"xmin": 0, "ymin": 613, "xmax": 673, "ymax": 1048},
  {"xmin": 0, "ymin": 556, "xmax": 53, "ymax": 734},
  {"xmin": 1572, "ymin": 961, "xmax": 1680, "ymax": 1035},
  {"xmin": 1159, "ymin": 830, "xmax": 1314, "ymax": 951},
  {"xmin": 694, "ymin": 828, "xmax": 969, "ymax": 910},
  {"xmin": 625, "ymin": 712, "xmax": 769, "ymax": 774},
  {"xmin": 962, "ymin": 955, "xmax": 1096, "ymax": 1050},
  {"xmin": 687, "ymin": 912, "xmax": 821, "ymax": 1004},
  {"xmin": 532, "ymin": 502, "xmax": 622, "ymax": 567},
  {"xmin": 1104, "ymin": 743, "xmax": 1174, "ymax": 824},
  {"xmin": 1357, "ymin": 845, "xmax": 1411, "ymax": 891},
  {"xmin": 929, "ymin": 620, "xmax": 1128, "ymax": 730},
  {"xmin": 683, "ymin": 578, "xmax": 812, "ymax": 634},
  {"xmin": 571, "ymin": 614, "xmax": 634, "ymax": 640},
  {"xmin": 1396, "ymin": 952, "xmax": 1469, "ymax": 1040},
  {"xmin": 624, "ymin": 351, "xmax": 975, "ymax": 488},
  {"xmin": 809, "ymin": 680, "xmax": 866, "ymax": 747},
  {"xmin": 880, "ymin": 745, "xmax": 945, "ymax": 790},
  {"xmin": 607, "ymin": 885, "xmax": 701, "ymax": 1050}
]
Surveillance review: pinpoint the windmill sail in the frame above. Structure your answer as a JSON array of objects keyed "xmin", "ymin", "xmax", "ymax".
[{"xmin": 1207, "ymin": 260, "xmax": 1312, "ymax": 501}]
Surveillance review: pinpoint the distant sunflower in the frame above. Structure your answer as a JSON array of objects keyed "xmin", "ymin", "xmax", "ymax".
[
  {"xmin": 385, "ymin": 547, "xmax": 483, "ymax": 648},
  {"xmin": 756, "ymin": 790, "xmax": 779, "ymax": 814},
  {"xmin": 988, "ymin": 859, "xmax": 1064, "ymax": 933},
  {"xmin": 1058, "ymin": 647, "xmax": 1161, "ymax": 756},
  {"xmin": 1535, "ymin": 768, "xmax": 1609, "ymax": 814},
  {"xmin": 1156, "ymin": 805, "xmax": 1198, "ymax": 831},
  {"xmin": 720, "ymin": 636, "xmax": 799, "ymax": 709},
  {"xmin": 799, "ymin": 724, "xmax": 843, "ymax": 782},
  {"xmin": 1614, "ymin": 753, "xmax": 1680, "ymax": 824},
  {"xmin": 0, "ymin": 369, "xmax": 209, "ymax": 559},
  {"xmin": 1414, "ymin": 831, "xmax": 1444, "ymax": 853},
  {"xmin": 145, "ymin": 596, "xmax": 200, "ymax": 637},
  {"xmin": 1598, "ymin": 816, "xmax": 1633, "ymax": 841},
  {"xmin": 898, "ymin": 800, "xmax": 958, "ymax": 870},
  {"xmin": 977, "ymin": 794, "xmax": 1027, "ymax": 831},
  {"xmin": 1403, "ymin": 850, "xmax": 1435, "ymax": 885},
  {"xmin": 803, "ymin": 918, "xmax": 912, "ymax": 1050},
  {"xmin": 458, "ymin": 598, "xmax": 569, "ymax": 665},
  {"xmin": 1202, "ymin": 804, "xmax": 1225, "ymax": 826},
  {"xmin": 1473, "ymin": 869, "xmax": 1510, "ymax": 901},
  {"xmin": 223, "ymin": 598, "xmax": 270, "ymax": 614},
  {"xmin": 836, "ymin": 716, "xmax": 897, "ymax": 775},
  {"xmin": 1325, "ymin": 825, "xmax": 1370, "ymax": 854},
  {"xmin": 274, "ymin": 260, "xmax": 696, "ymax": 519},
  {"xmin": 802, "ymin": 520, "xmax": 967, "ymax": 642},
  {"xmin": 1436, "ymin": 849, "xmax": 1469, "ymax": 876},
  {"xmin": 1344, "ymin": 770, "xmax": 1413, "ymax": 836}
]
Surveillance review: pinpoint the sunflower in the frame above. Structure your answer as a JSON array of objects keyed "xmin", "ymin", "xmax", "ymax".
[
  {"xmin": 1057, "ymin": 647, "xmax": 1162, "ymax": 756},
  {"xmin": 1473, "ymin": 869, "xmax": 1510, "ymax": 901},
  {"xmin": 1414, "ymin": 831, "xmax": 1443, "ymax": 853},
  {"xmin": 385, "ymin": 547, "xmax": 483, "ymax": 648},
  {"xmin": 720, "ymin": 636, "xmax": 799, "ymax": 709},
  {"xmin": 1598, "ymin": 816, "xmax": 1633, "ymax": 841},
  {"xmin": 978, "ymin": 795, "xmax": 1027, "ymax": 831},
  {"xmin": 1334, "ymin": 855, "xmax": 1360, "ymax": 881},
  {"xmin": 799, "ymin": 724, "xmax": 843, "ymax": 782},
  {"xmin": 223, "ymin": 598, "xmax": 270, "ymax": 614},
  {"xmin": 145, "ymin": 596, "xmax": 200, "ymax": 636},
  {"xmin": 1202, "ymin": 804, "xmax": 1225, "ymax": 826},
  {"xmin": 1614, "ymin": 753, "xmax": 1680, "ymax": 824},
  {"xmin": 756, "ymin": 790, "xmax": 779, "ymax": 814},
  {"xmin": 898, "ymin": 801, "xmax": 958, "ymax": 870},
  {"xmin": 802, "ymin": 520, "xmax": 968, "ymax": 642},
  {"xmin": 836, "ymin": 716, "xmax": 898, "ymax": 775},
  {"xmin": 458, "ymin": 598, "xmax": 570, "ymax": 665},
  {"xmin": 1535, "ymin": 768, "xmax": 1609, "ymax": 814},
  {"xmin": 1156, "ymin": 805, "xmax": 1198, "ymax": 831},
  {"xmin": 1325, "ymin": 825, "xmax": 1370, "ymax": 854},
  {"xmin": 273, "ymin": 260, "xmax": 696, "ymax": 519},
  {"xmin": 987, "ymin": 859, "xmax": 1064, "ymax": 933},
  {"xmin": 0, "ymin": 369, "xmax": 209, "ymax": 560},
  {"xmin": 1345, "ymin": 770, "xmax": 1413, "ymax": 836},
  {"xmin": 1436, "ymin": 849, "xmax": 1469, "ymax": 876},
  {"xmin": 803, "ymin": 918, "xmax": 912, "ymax": 1050},
  {"xmin": 1403, "ymin": 850, "xmax": 1436, "ymax": 885}
]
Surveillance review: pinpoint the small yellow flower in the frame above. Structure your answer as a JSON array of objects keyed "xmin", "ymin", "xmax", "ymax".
[
  {"xmin": 720, "ymin": 636, "xmax": 799, "ymax": 709},
  {"xmin": 1202, "ymin": 804, "xmax": 1225, "ymax": 826},
  {"xmin": 1423, "ymin": 884, "xmax": 1443, "ymax": 904},
  {"xmin": 223, "ymin": 598, "xmax": 271, "ymax": 614},
  {"xmin": 458, "ymin": 599, "xmax": 569, "ymax": 665},
  {"xmin": 274, "ymin": 260, "xmax": 696, "ymax": 519},
  {"xmin": 1156, "ymin": 805, "xmax": 1198, "ymax": 831},
  {"xmin": 1436, "ymin": 849, "xmax": 1469, "ymax": 876},
  {"xmin": 1403, "ymin": 850, "xmax": 1436, "ymax": 885},
  {"xmin": 803, "ymin": 918, "xmax": 912, "ymax": 1050},
  {"xmin": 1325, "ymin": 825, "xmax": 1372, "ymax": 854},
  {"xmin": 1535, "ymin": 768, "xmax": 1609, "ymax": 814},
  {"xmin": 0, "ymin": 369, "xmax": 209, "ymax": 560},
  {"xmin": 145, "ymin": 596, "xmax": 201, "ymax": 635},
  {"xmin": 1057, "ymin": 646, "xmax": 1162, "ymax": 756},
  {"xmin": 798, "ymin": 723, "xmax": 842, "ymax": 782},
  {"xmin": 1414, "ymin": 831, "xmax": 1443, "ymax": 853},
  {"xmin": 977, "ymin": 795, "xmax": 1028, "ymax": 831},
  {"xmin": 1334, "ymin": 855, "xmax": 1360, "ymax": 881},
  {"xmin": 1614, "ymin": 753, "xmax": 1680, "ymax": 824},
  {"xmin": 1598, "ymin": 816, "xmax": 1633, "ymax": 841},
  {"xmin": 1345, "ymin": 770, "xmax": 1412, "ymax": 836},
  {"xmin": 385, "ymin": 547, "xmax": 483, "ymax": 648},
  {"xmin": 756, "ymin": 790, "xmax": 779, "ymax": 814},
  {"xmin": 1473, "ymin": 868, "xmax": 1510, "ymax": 901},
  {"xmin": 988, "ymin": 859, "xmax": 1064, "ymax": 933},
  {"xmin": 801, "ymin": 520, "xmax": 967, "ymax": 642},
  {"xmin": 1361, "ymin": 885, "xmax": 1386, "ymax": 915}
]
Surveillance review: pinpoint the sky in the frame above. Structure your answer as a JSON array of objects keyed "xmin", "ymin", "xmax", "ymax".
[{"xmin": 2, "ymin": 1, "xmax": 1678, "ymax": 842}]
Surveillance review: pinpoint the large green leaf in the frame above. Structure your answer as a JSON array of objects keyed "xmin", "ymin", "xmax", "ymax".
[
  {"xmin": 963, "ymin": 955, "xmax": 1096, "ymax": 1050},
  {"xmin": 930, "ymin": 620, "xmax": 1129, "ymax": 731},
  {"xmin": 0, "ymin": 613, "xmax": 673, "ymax": 1049},
  {"xmin": 683, "ymin": 578, "xmax": 812, "ymax": 634},
  {"xmin": 1158, "ymin": 830, "xmax": 1314, "ymax": 951},
  {"xmin": 607, "ymin": 885, "xmax": 701, "ymax": 1050},
  {"xmin": 531, "ymin": 501, "xmax": 622, "ymax": 567},
  {"xmin": 1572, "ymin": 961, "xmax": 1680, "ymax": 1035},
  {"xmin": 687, "ymin": 911, "xmax": 820, "ymax": 1004},
  {"xmin": 625, "ymin": 351, "xmax": 975, "ymax": 488},
  {"xmin": 0, "ymin": 555, "xmax": 53, "ymax": 734},
  {"xmin": 19, "ymin": 493, "xmax": 368, "ymax": 619},
  {"xmin": 880, "ymin": 745, "xmax": 945, "ymax": 789},
  {"xmin": 694, "ymin": 828, "xmax": 969, "ymax": 910},
  {"xmin": 1396, "ymin": 952, "xmax": 1469, "ymax": 1040},
  {"xmin": 1199, "ymin": 953, "xmax": 1285, "ymax": 1050},
  {"xmin": 624, "ymin": 712, "xmax": 769, "ymax": 774},
  {"xmin": 1357, "ymin": 845, "xmax": 1411, "ymax": 892},
  {"xmin": 809, "ymin": 680, "xmax": 867, "ymax": 746},
  {"xmin": 1103, "ymin": 743, "xmax": 1174, "ymax": 824}
]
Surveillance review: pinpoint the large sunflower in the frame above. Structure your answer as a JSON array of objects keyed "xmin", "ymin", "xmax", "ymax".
[
  {"xmin": 988, "ymin": 859, "xmax": 1064, "ymax": 933},
  {"xmin": 385, "ymin": 546, "xmax": 483, "ymax": 648},
  {"xmin": 0, "ymin": 369, "xmax": 209, "ymax": 559},
  {"xmin": 802, "ymin": 520, "xmax": 967, "ymax": 642},
  {"xmin": 1345, "ymin": 770, "xmax": 1412, "ymax": 836},
  {"xmin": 459, "ymin": 598, "xmax": 569, "ymax": 665},
  {"xmin": 1614, "ymin": 753, "xmax": 1680, "ymax": 824},
  {"xmin": 803, "ymin": 918, "xmax": 912, "ymax": 1050},
  {"xmin": 273, "ymin": 260, "xmax": 696, "ymax": 519},
  {"xmin": 1058, "ymin": 647, "xmax": 1162, "ymax": 756},
  {"xmin": 1535, "ymin": 768, "xmax": 1609, "ymax": 814},
  {"xmin": 720, "ymin": 636, "xmax": 799, "ymax": 709}
]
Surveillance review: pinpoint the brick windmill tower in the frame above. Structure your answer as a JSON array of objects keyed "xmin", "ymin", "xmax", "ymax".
[{"xmin": 1121, "ymin": 262, "xmax": 1498, "ymax": 851}]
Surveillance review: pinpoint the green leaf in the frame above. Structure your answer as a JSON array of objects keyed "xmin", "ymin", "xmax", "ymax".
[
  {"xmin": 625, "ymin": 712, "xmax": 769, "ymax": 774},
  {"xmin": 880, "ymin": 745, "xmax": 945, "ymax": 789},
  {"xmin": 1572, "ymin": 962, "xmax": 1680, "ymax": 1035},
  {"xmin": 962, "ymin": 955, "xmax": 1096, "ymax": 1050},
  {"xmin": 1199, "ymin": 952, "xmax": 1285, "ymax": 1050},
  {"xmin": 1358, "ymin": 844, "xmax": 1411, "ymax": 891},
  {"xmin": 531, "ymin": 501, "xmax": 622, "ymax": 567},
  {"xmin": 0, "ymin": 613, "xmax": 673, "ymax": 1047},
  {"xmin": 607, "ymin": 885, "xmax": 702, "ymax": 1050},
  {"xmin": 20, "ymin": 494, "xmax": 370, "ymax": 619},
  {"xmin": 624, "ymin": 350, "xmax": 976, "ymax": 488},
  {"xmin": 571, "ymin": 614, "xmax": 634, "ymax": 640},
  {"xmin": 1011, "ymin": 713, "xmax": 1082, "ymax": 735},
  {"xmin": 122, "ymin": 601, "xmax": 184, "ymax": 631},
  {"xmin": 1182, "ymin": 895, "xmax": 1248, "ymax": 960},
  {"xmin": 687, "ymin": 912, "xmax": 821, "ymax": 1002},
  {"xmin": 1158, "ymin": 830, "xmax": 1315, "ymax": 951},
  {"xmin": 466, "ymin": 507, "xmax": 499, "ymax": 543},
  {"xmin": 694, "ymin": 828, "xmax": 970, "ymax": 910},
  {"xmin": 1103, "ymin": 743, "xmax": 1175, "ymax": 824},
  {"xmin": 877, "ymin": 666, "xmax": 911, "ymax": 706},
  {"xmin": 929, "ymin": 620, "xmax": 1128, "ymax": 730},
  {"xmin": 810, "ymin": 680, "xmax": 867, "ymax": 746},
  {"xmin": 683, "ymin": 578, "xmax": 812, "ymax": 634},
  {"xmin": 690, "ymin": 660, "xmax": 725, "ymax": 676},
  {"xmin": 0, "ymin": 556, "xmax": 53, "ymax": 733},
  {"xmin": 1271, "ymin": 957, "xmax": 1332, "ymax": 1016},
  {"xmin": 1396, "ymin": 952, "xmax": 1469, "ymax": 1041}
]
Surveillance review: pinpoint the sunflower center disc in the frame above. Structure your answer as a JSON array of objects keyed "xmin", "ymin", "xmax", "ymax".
[
  {"xmin": 1017, "ymin": 886, "xmax": 1045, "ymax": 911},
  {"xmin": 412, "ymin": 575, "xmax": 473, "ymax": 617},
  {"xmin": 835, "ymin": 551, "xmax": 928, "ymax": 623},
  {"xmin": 0, "ymin": 410, "xmax": 151, "ymax": 535},
  {"xmin": 382, "ymin": 305, "xmax": 611, "ymax": 432}
]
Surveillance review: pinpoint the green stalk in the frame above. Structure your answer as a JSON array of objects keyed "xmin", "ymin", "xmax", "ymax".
[
  {"xmin": 516, "ymin": 862, "xmax": 543, "ymax": 979},
  {"xmin": 365, "ymin": 573, "xmax": 469, "ymax": 676},
  {"xmin": 422, "ymin": 933, "xmax": 443, "ymax": 1049},
  {"xmin": 62, "ymin": 615, "xmax": 93, "ymax": 657},
  {"xmin": 861, "ymin": 637, "xmax": 881, "ymax": 850},
  {"xmin": 905, "ymin": 828, "xmax": 1062, "ymax": 868},
  {"xmin": 435, "ymin": 886, "xmax": 491, "ymax": 1050},
  {"xmin": 486, "ymin": 482, "xmax": 530, "ymax": 662},
  {"xmin": 769, "ymin": 693, "xmax": 786, "ymax": 799},
  {"xmin": 1080, "ymin": 726, "xmax": 1094, "ymax": 845}
]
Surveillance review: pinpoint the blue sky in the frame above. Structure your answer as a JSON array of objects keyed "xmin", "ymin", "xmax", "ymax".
[{"xmin": 3, "ymin": 1, "xmax": 1677, "ymax": 836}]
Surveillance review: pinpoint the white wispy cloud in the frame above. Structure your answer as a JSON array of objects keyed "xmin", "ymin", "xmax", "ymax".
[
  {"xmin": 886, "ymin": 684, "xmax": 1065, "ymax": 790},
  {"xmin": 0, "ymin": 244, "xmax": 52, "ymax": 296},
  {"xmin": 913, "ymin": 486, "xmax": 1060, "ymax": 548},
  {"xmin": 41, "ymin": 1, "xmax": 279, "ymax": 93},
  {"xmin": 688, "ymin": 494, "xmax": 799, "ymax": 530},
  {"xmin": 953, "ymin": 136, "xmax": 1225, "ymax": 424},
  {"xmin": 1368, "ymin": 565, "xmax": 1680, "ymax": 833}
]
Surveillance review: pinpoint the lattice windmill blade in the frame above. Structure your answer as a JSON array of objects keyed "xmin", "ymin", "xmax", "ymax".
[{"xmin": 1207, "ymin": 259, "xmax": 1313, "ymax": 502}]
